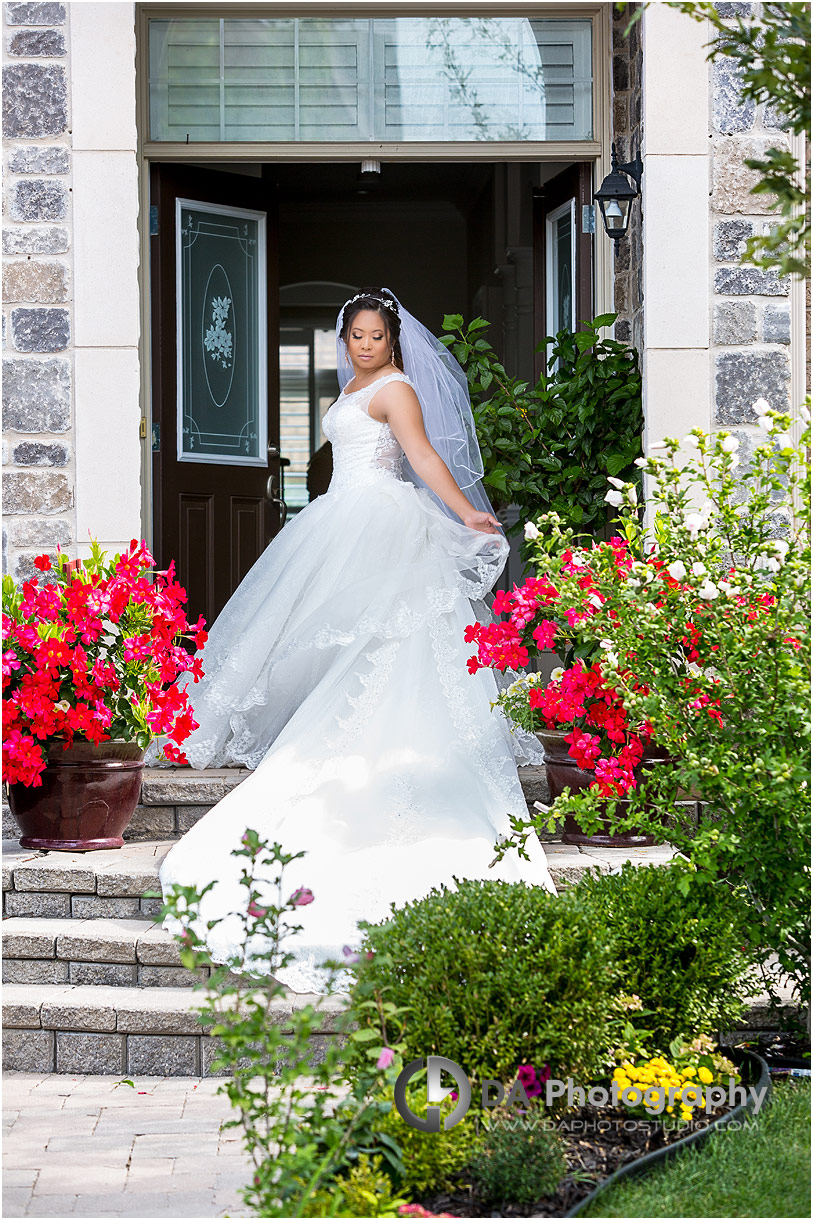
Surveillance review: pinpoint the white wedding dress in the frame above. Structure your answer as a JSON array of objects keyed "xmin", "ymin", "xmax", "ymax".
[{"xmin": 159, "ymin": 371, "xmax": 556, "ymax": 993}]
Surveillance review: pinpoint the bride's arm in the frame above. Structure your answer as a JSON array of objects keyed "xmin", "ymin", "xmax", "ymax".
[{"xmin": 375, "ymin": 382, "xmax": 501, "ymax": 534}]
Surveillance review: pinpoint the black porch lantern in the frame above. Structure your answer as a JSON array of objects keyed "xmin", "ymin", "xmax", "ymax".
[{"xmin": 594, "ymin": 144, "xmax": 643, "ymax": 240}]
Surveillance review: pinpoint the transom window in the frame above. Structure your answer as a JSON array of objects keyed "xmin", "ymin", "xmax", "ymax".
[{"xmin": 148, "ymin": 16, "xmax": 593, "ymax": 143}]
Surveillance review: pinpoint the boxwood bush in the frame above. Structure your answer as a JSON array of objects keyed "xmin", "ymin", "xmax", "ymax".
[
  {"xmin": 354, "ymin": 879, "xmax": 619, "ymax": 1089},
  {"xmin": 571, "ymin": 861, "xmax": 758, "ymax": 1047}
]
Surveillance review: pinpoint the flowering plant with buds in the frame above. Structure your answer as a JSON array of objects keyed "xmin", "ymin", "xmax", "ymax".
[
  {"xmin": 161, "ymin": 830, "xmax": 412, "ymax": 1218},
  {"xmin": 492, "ymin": 400, "xmax": 811, "ymax": 1008},
  {"xmin": 2, "ymin": 538, "xmax": 207, "ymax": 786}
]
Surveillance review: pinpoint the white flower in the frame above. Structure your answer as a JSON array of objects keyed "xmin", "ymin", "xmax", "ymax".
[
  {"xmin": 605, "ymin": 489, "xmax": 624, "ymax": 507},
  {"xmin": 764, "ymin": 557, "xmax": 781, "ymax": 572},
  {"xmin": 624, "ymin": 485, "xmax": 638, "ymax": 506},
  {"xmin": 720, "ymin": 435, "xmax": 740, "ymax": 453},
  {"xmin": 771, "ymin": 538, "xmax": 790, "ymax": 557},
  {"xmin": 691, "ymin": 562, "xmax": 707, "ymax": 577},
  {"xmin": 634, "ymin": 457, "xmax": 649, "ymax": 468},
  {"xmin": 648, "ymin": 440, "xmax": 668, "ymax": 451},
  {"xmin": 683, "ymin": 434, "xmax": 701, "ymax": 450},
  {"xmin": 687, "ymin": 661, "xmax": 704, "ymax": 678},
  {"xmin": 801, "ymin": 405, "xmax": 811, "ymax": 425},
  {"xmin": 607, "ymin": 476, "xmax": 626, "ymax": 490},
  {"xmin": 685, "ymin": 513, "xmax": 709, "ymax": 535},
  {"xmin": 726, "ymin": 454, "xmax": 741, "ymax": 469},
  {"xmin": 667, "ymin": 560, "xmax": 687, "ymax": 581},
  {"xmin": 753, "ymin": 397, "xmax": 771, "ymax": 415},
  {"xmin": 570, "ymin": 552, "xmax": 587, "ymax": 567},
  {"xmin": 550, "ymin": 667, "xmax": 564, "ymax": 682},
  {"xmin": 55, "ymin": 699, "xmax": 71, "ymax": 713},
  {"xmin": 588, "ymin": 594, "xmax": 603, "ymax": 609},
  {"xmin": 718, "ymin": 580, "xmax": 734, "ymax": 595},
  {"xmin": 775, "ymin": 432, "xmax": 794, "ymax": 450},
  {"xmin": 698, "ymin": 580, "xmax": 719, "ymax": 600},
  {"xmin": 604, "ymin": 651, "xmax": 620, "ymax": 668},
  {"xmin": 524, "ymin": 521, "xmax": 540, "ymax": 540}
]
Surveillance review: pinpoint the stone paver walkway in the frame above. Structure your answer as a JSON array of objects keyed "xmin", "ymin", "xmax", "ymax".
[{"xmin": 2, "ymin": 1072, "xmax": 254, "ymax": 1218}]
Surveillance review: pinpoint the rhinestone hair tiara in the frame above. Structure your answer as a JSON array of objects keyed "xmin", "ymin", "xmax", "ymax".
[{"xmin": 343, "ymin": 292, "xmax": 398, "ymax": 314}]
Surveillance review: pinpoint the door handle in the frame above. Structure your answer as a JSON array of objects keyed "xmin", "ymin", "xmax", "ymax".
[{"xmin": 266, "ymin": 446, "xmax": 289, "ymax": 528}]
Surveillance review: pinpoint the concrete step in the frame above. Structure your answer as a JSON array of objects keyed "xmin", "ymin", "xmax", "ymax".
[
  {"xmin": 2, "ymin": 841, "xmax": 171, "ymax": 920},
  {"xmin": 3, "ymin": 836, "xmax": 679, "ymax": 921},
  {"xmin": 1, "ymin": 916, "xmax": 217, "ymax": 988},
  {"xmin": 2, "ymin": 982, "xmax": 348, "ymax": 1076},
  {"xmin": 3, "ymin": 764, "xmax": 555, "ymax": 842}
]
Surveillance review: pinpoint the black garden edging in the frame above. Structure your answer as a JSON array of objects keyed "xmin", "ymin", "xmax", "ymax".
[{"xmin": 564, "ymin": 1048, "xmax": 771, "ymax": 1218}]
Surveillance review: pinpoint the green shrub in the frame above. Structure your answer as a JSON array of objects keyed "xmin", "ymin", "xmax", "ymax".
[
  {"xmin": 302, "ymin": 1153, "xmax": 411, "ymax": 1218},
  {"xmin": 370, "ymin": 1080, "xmax": 480, "ymax": 1195},
  {"xmin": 572, "ymin": 861, "xmax": 758, "ymax": 1048},
  {"xmin": 354, "ymin": 879, "xmax": 619, "ymax": 1089},
  {"xmin": 466, "ymin": 1116, "xmax": 566, "ymax": 1206}
]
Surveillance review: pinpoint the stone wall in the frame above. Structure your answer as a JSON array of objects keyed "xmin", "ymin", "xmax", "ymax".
[
  {"xmin": 2, "ymin": 1, "xmax": 73, "ymax": 581},
  {"xmin": 611, "ymin": 1, "xmax": 644, "ymax": 352},
  {"xmin": 710, "ymin": 1, "xmax": 793, "ymax": 434}
]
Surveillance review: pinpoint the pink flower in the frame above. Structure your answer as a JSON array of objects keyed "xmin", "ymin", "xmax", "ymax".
[
  {"xmin": 247, "ymin": 901, "xmax": 268, "ymax": 919},
  {"xmin": 342, "ymin": 945, "xmax": 360, "ymax": 964},
  {"xmin": 376, "ymin": 1047, "xmax": 395, "ymax": 1069},
  {"xmin": 289, "ymin": 886, "xmax": 314, "ymax": 907}
]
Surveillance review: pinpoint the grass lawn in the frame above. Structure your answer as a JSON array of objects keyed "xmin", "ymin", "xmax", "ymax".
[{"xmin": 582, "ymin": 1079, "xmax": 811, "ymax": 1219}]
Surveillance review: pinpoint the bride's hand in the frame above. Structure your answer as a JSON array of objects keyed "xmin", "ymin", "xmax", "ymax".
[{"xmin": 462, "ymin": 510, "xmax": 502, "ymax": 534}]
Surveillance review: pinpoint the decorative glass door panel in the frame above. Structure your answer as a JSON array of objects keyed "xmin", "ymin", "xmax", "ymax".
[{"xmin": 176, "ymin": 199, "xmax": 267, "ymax": 465}]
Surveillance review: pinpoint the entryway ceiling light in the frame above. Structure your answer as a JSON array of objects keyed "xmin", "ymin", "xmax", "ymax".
[
  {"xmin": 594, "ymin": 144, "xmax": 642, "ymax": 241},
  {"xmin": 356, "ymin": 159, "xmax": 382, "ymax": 195}
]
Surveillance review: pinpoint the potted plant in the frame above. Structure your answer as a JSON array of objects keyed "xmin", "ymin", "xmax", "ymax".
[
  {"xmin": 2, "ymin": 538, "xmax": 207, "ymax": 850},
  {"xmin": 466, "ymin": 580, "xmax": 662, "ymax": 846}
]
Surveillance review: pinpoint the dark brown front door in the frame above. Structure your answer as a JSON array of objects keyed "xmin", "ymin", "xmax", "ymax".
[
  {"xmin": 150, "ymin": 164, "xmax": 281, "ymax": 629},
  {"xmin": 533, "ymin": 164, "xmax": 594, "ymax": 380}
]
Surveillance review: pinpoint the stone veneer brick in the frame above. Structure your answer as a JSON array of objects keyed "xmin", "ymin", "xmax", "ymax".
[
  {"xmin": 2, "ymin": 0, "xmax": 74, "ymax": 578},
  {"xmin": 611, "ymin": 3, "xmax": 643, "ymax": 351},
  {"xmin": 710, "ymin": 5, "xmax": 795, "ymax": 441}
]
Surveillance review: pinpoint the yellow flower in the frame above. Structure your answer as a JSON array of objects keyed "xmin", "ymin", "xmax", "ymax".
[
  {"xmin": 615, "ymin": 1074, "xmax": 631, "ymax": 1091},
  {"xmin": 666, "ymin": 1105, "xmax": 674, "ymax": 1114},
  {"xmin": 682, "ymin": 1066, "xmax": 697, "ymax": 1079},
  {"xmin": 698, "ymin": 1066, "xmax": 714, "ymax": 1085}
]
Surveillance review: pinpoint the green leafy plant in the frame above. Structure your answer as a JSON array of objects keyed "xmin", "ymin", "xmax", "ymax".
[
  {"xmin": 369, "ymin": 1079, "xmax": 480, "ymax": 1196},
  {"xmin": 440, "ymin": 313, "xmax": 643, "ymax": 542},
  {"xmin": 301, "ymin": 1153, "xmax": 412, "ymax": 1218},
  {"xmin": 160, "ymin": 830, "xmax": 412, "ymax": 1218},
  {"xmin": 465, "ymin": 1119, "xmax": 566, "ymax": 1206},
  {"xmin": 498, "ymin": 401, "xmax": 810, "ymax": 1011},
  {"xmin": 573, "ymin": 861, "xmax": 759, "ymax": 1050},
  {"xmin": 352, "ymin": 878, "xmax": 620, "ymax": 1092}
]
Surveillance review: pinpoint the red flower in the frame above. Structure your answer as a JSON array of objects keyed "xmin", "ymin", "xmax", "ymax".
[{"xmin": 33, "ymin": 554, "xmax": 52, "ymax": 572}]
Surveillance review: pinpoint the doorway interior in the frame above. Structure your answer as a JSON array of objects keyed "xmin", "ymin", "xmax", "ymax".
[{"xmin": 149, "ymin": 157, "xmax": 592, "ymax": 624}]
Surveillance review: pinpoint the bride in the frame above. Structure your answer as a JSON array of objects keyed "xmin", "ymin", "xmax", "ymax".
[{"xmin": 159, "ymin": 287, "xmax": 556, "ymax": 993}]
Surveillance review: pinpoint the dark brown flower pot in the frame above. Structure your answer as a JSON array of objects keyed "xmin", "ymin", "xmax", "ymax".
[
  {"xmin": 7, "ymin": 739, "xmax": 145, "ymax": 851},
  {"xmin": 535, "ymin": 728, "xmax": 663, "ymax": 848}
]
